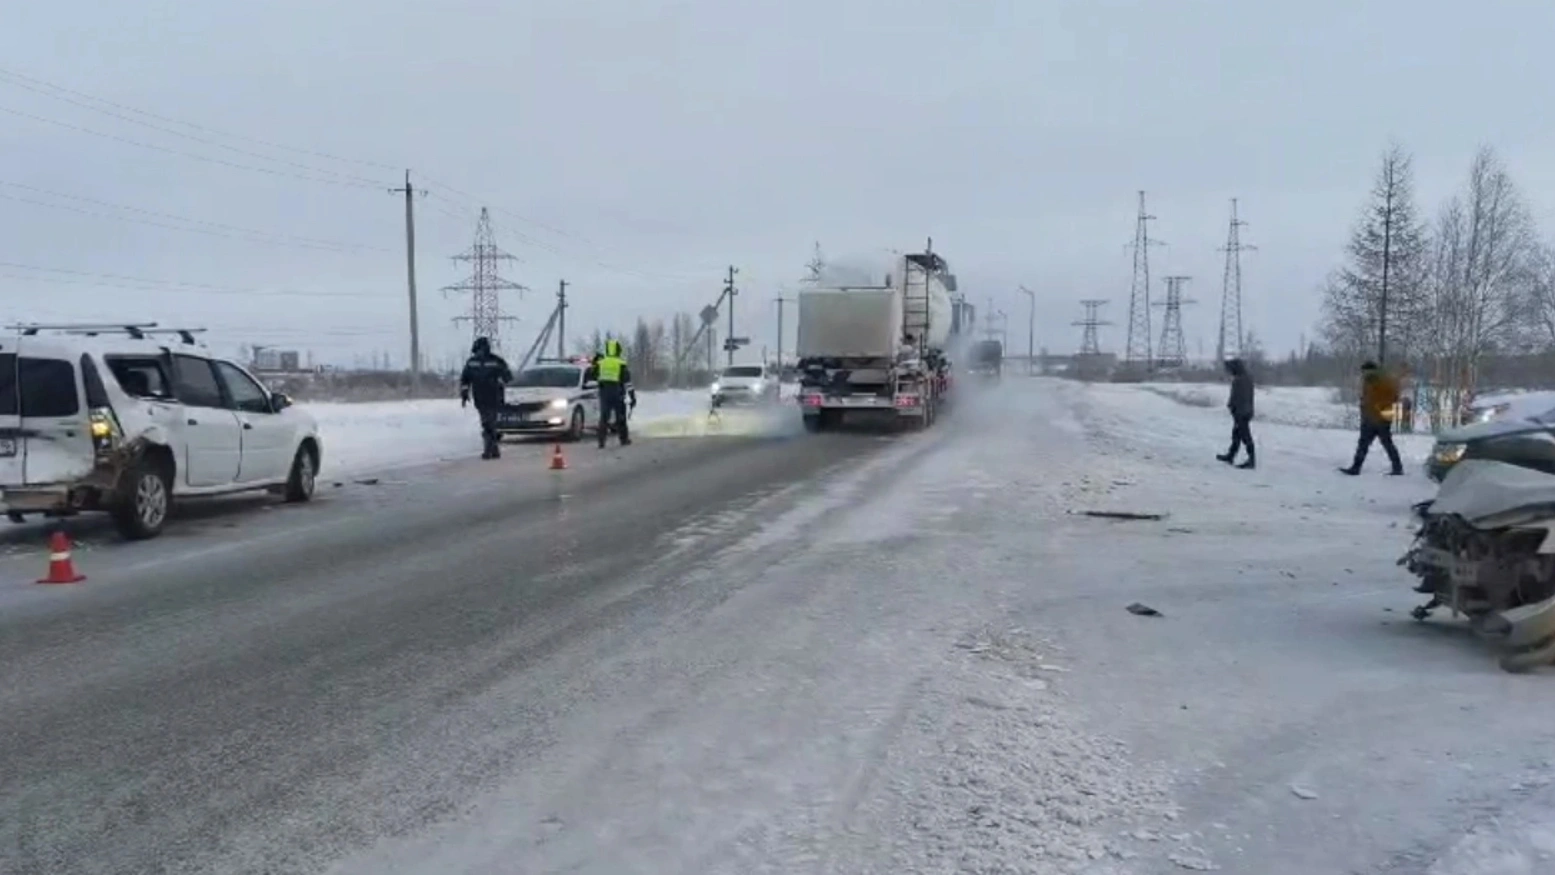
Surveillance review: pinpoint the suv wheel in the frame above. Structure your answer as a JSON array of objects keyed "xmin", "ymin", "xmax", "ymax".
[
  {"xmin": 112, "ymin": 461, "xmax": 171, "ymax": 540},
  {"xmin": 284, "ymin": 445, "xmax": 317, "ymax": 502},
  {"xmin": 566, "ymin": 407, "xmax": 585, "ymax": 442}
]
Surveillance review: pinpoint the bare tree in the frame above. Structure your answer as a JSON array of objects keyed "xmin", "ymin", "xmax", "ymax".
[
  {"xmin": 1424, "ymin": 146, "xmax": 1539, "ymax": 423},
  {"xmin": 1532, "ymin": 243, "xmax": 1555, "ymax": 348},
  {"xmin": 1320, "ymin": 144, "xmax": 1430, "ymax": 365}
]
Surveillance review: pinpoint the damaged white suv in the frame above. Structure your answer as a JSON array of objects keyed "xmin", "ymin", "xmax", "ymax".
[{"xmin": 1, "ymin": 323, "xmax": 322, "ymax": 539}]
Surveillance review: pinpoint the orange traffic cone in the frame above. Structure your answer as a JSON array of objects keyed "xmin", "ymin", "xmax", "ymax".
[
  {"xmin": 38, "ymin": 530, "xmax": 86, "ymax": 584},
  {"xmin": 549, "ymin": 443, "xmax": 568, "ymax": 470}
]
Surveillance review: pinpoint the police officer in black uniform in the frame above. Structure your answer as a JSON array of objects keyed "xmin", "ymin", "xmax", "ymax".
[
  {"xmin": 459, "ymin": 336, "xmax": 512, "ymax": 459},
  {"xmin": 588, "ymin": 338, "xmax": 637, "ymax": 447}
]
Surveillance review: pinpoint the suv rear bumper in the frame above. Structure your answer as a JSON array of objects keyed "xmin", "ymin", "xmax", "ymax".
[{"xmin": 1, "ymin": 483, "xmax": 106, "ymax": 514}]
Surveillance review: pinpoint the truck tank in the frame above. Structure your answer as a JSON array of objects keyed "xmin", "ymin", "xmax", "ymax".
[{"xmin": 891, "ymin": 254, "xmax": 953, "ymax": 352}]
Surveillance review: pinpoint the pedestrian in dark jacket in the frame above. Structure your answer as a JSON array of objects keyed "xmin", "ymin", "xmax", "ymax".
[
  {"xmin": 1216, "ymin": 358, "xmax": 1256, "ymax": 469},
  {"xmin": 459, "ymin": 336, "xmax": 512, "ymax": 459}
]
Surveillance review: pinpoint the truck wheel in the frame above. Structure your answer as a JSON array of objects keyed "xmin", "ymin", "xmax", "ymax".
[
  {"xmin": 111, "ymin": 460, "xmax": 171, "ymax": 540},
  {"xmin": 803, "ymin": 414, "xmax": 825, "ymax": 433},
  {"xmin": 284, "ymin": 444, "xmax": 318, "ymax": 503},
  {"xmin": 566, "ymin": 407, "xmax": 585, "ymax": 441}
]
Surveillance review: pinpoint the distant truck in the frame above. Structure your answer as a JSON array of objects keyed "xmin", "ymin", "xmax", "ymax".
[
  {"xmin": 969, "ymin": 340, "xmax": 1003, "ymax": 378},
  {"xmin": 795, "ymin": 248, "xmax": 969, "ymax": 431}
]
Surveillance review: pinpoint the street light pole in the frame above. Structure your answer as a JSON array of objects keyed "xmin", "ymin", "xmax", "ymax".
[{"xmin": 1018, "ymin": 286, "xmax": 1035, "ymax": 375}]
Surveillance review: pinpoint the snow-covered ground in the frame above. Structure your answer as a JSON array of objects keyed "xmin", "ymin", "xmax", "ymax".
[
  {"xmin": 308, "ymin": 389, "xmax": 726, "ymax": 477},
  {"xmin": 319, "ymin": 377, "xmax": 1555, "ymax": 874},
  {"xmin": 1141, "ymin": 381, "xmax": 1356, "ymax": 429}
]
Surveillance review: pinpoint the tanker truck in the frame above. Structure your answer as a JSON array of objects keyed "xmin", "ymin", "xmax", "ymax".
[{"xmin": 795, "ymin": 248, "xmax": 967, "ymax": 432}]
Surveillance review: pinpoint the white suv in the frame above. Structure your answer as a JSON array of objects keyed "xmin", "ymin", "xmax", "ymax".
[
  {"xmin": 1, "ymin": 323, "xmax": 322, "ymax": 539},
  {"xmin": 710, "ymin": 364, "xmax": 780, "ymax": 407}
]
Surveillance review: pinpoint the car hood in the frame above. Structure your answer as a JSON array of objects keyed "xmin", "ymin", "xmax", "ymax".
[
  {"xmin": 1438, "ymin": 417, "xmax": 1554, "ymax": 445},
  {"xmin": 504, "ymin": 386, "xmax": 573, "ymax": 402},
  {"xmin": 717, "ymin": 377, "xmax": 764, "ymax": 389},
  {"xmin": 1432, "ymin": 458, "xmax": 1555, "ymax": 523}
]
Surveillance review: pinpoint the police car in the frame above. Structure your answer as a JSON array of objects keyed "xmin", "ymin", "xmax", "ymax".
[{"xmin": 495, "ymin": 358, "xmax": 599, "ymax": 441}]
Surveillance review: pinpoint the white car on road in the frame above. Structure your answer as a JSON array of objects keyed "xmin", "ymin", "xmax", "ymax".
[
  {"xmin": 495, "ymin": 360, "xmax": 601, "ymax": 441},
  {"xmin": 1, "ymin": 323, "xmax": 322, "ymax": 539},
  {"xmin": 710, "ymin": 364, "xmax": 780, "ymax": 407}
]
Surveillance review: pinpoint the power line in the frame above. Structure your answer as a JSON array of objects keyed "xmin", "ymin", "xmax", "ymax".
[
  {"xmin": 0, "ymin": 104, "xmax": 383, "ymax": 189},
  {"xmin": 0, "ymin": 261, "xmax": 393, "ymax": 300},
  {"xmin": 0, "ymin": 181, "xmax": 388, "ymax": 253},
  {"xmin": 0, "ymin": 66, "xmax": 399, "ymax": 172},
  {"xmin": 0, "ymin": 72, "xmax": 384, "ymax": 186},
  {"xmin": 1, "ymin": 65, "xmax": 709, "ymax": 283}
]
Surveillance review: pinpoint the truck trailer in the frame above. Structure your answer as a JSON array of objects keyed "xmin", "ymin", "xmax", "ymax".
[{"xmin": 795, "ymin": 248, "xmax": 968, "ymax": 432}]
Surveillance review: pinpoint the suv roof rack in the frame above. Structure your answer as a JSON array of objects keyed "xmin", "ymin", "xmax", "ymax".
[{"xmin": 7, "ymin": 322, "xmax": 209, "ymax": 345}]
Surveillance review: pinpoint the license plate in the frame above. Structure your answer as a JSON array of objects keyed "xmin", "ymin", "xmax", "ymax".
[
  {"xmin": 0, "ymin": 437, "xmax": 14, "ymax": 457},
  {"xmin": 1450, "ymin": 557, "xmax": 1479, "ymax": 587}
]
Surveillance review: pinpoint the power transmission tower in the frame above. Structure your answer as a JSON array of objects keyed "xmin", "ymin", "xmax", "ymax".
[
  {"xmin": 1155, "ymin": 276, "xmax": 1195, "ymax": 368},
  {"xmin": 388, "ymin": 170, "xmax": 428, "ymax": 388},
  {"xmin": 1216, "ymin": 198, "xmax": 1255, "ymax": 362},
  {"xmin": 1123, "ymin": 191, "xmax": 1163, "ymax": 368},
  {"xmin": 1074, "ymin": 299, "xmax": 1112, "ymax": 355},
  {"xmin": 444, "ymin": 207, "xmax": 527, "ymax": 351},
  {"xmin": 803, "ymin": 242, "xmax": 826, "ymax": 284}
]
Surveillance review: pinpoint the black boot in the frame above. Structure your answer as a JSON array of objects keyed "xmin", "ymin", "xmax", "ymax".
[
  {"xmin": 1237, "ymin": 457, "xmax": 1255, "ymax": 470},
  {"xmin": 1216, "ymin": 452, "xmax": 1234, "ymax": 464},
  {"xmin": 1339, "ymin": 466, "xmax": 1360, "ymax": 476}
]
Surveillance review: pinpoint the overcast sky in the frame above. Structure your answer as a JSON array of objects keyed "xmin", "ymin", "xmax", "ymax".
[{"xmin": 3, "ymin": 0, "xmax": 1553, "ymax": 368}]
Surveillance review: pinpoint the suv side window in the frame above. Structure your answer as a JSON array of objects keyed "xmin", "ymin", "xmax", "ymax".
[
  {"xmin": 106, "ymin": 356, "xmax": 175, "ymax": 400},
  {"xmin": 171, "ymin": 355, "xmax": 225, "ymax": 409},
  {"xmin": 213, "ymin": 361, "xmax": 272, "ymax": 414}
]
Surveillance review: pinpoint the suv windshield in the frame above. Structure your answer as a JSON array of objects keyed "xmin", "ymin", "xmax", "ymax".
[
  {"xmin": 514, "ymin": 366, "xmax": 581, "ymax": 389},
  {"xmin": 721, "ymin": 366, "xmax": 763, "ymax": 378}
]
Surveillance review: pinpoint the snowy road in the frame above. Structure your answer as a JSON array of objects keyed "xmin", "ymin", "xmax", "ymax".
[{"xmin": 4, "ymin": 379, "xmax": 1555, "ymax": 874}]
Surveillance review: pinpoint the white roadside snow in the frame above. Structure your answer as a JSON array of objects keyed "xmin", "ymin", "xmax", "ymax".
[{"xmin": 309, "ymin": 389, "xmax": 717, "ymax": 477}]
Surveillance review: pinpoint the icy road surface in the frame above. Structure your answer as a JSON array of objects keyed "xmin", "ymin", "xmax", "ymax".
[{"xmin": 3, "ymin": 379, "xmax": 1555, "ymax": 874}]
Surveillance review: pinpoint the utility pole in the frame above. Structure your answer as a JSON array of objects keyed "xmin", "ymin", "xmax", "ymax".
[
  {"xmin": 1216, "ymin": 198, "xmax": 1256, "ymax": 362},
  {"xmin": 774, "ymin": 295, "xmax": 791, "ymax": 371},
  {"xmin": 724, "ymin": 265, "xmax": 739, "ymax": 367},
  {"xmin": 1018, "ymin": 285, "xmax": 1036, "ymax": 375},
  {"xmin": 1124, "ymin": 191, "xmax": 1164, "ymax": 370},
  {"xmin": 556, "ymin": 279, "xmax": 568, "ymax": 359},
  {"xmin": 389, "ymin": 170, "xmax": 426, "ymax": 389}
]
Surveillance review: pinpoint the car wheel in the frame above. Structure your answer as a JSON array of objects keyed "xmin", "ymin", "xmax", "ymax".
[
  {"xmin": 284, "ymin": 445, "xmax": 317, "ymax": 502},
  {"xmin": 567, "ymin": 407, "xmax": 585, "ymax": 441},
  {"xmin": 112, "ymin": 460, "xmax": 171, "ymax": 540}
]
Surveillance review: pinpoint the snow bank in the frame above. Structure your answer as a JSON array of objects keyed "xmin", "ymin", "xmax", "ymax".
[
  {"xmin": 307, "ymin": 389, "xmax": 714, "ymax": 477},
  {"xmin": 1140, "ymin": 382, "xmax": 1352, "ymax": 429}
]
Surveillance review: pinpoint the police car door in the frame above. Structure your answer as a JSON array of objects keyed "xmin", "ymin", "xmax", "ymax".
[{"xmin": 579, "ymin": 368, "xmax": 601, "ymax": 426}]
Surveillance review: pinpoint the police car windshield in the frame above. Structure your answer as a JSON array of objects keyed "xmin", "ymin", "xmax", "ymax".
[
  {"xmin": 514, "ymin": 366, "xmax": 580, "ymax": 388},
  {"xmin": 722, "ymin": 366, "xmax": 763, "ymax": 378}
]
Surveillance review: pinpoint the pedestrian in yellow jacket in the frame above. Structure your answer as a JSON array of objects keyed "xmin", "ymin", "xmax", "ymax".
[{"xmin": 1342, "ymin": 361, "xmax": 1404, "ymax": 476}]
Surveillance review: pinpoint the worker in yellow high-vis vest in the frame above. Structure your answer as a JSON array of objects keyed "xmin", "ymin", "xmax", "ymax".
[{"xmin": 588, "ymin": 339, "xmax": 637, "ymax": 447}]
